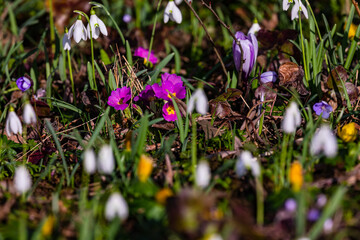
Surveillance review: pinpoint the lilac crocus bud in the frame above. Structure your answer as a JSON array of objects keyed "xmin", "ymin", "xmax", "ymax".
[
  {"xmin": 233, "ymin": 31, "xmax": 258, "ymax": 80},
  {"xmin": 16, "ymin": 76, "xmax": 32, "ymax": 92},
  {"xmin": 260, "ymin": 71, "xmax": 277, "ymax": 84}
]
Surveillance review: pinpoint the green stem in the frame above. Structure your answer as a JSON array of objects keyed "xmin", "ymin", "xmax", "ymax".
[
  {"xmin": 49, "ymin": 0, "xmax": 55, "ymax": 53},
  {"xmin": 67, "ymin": 49, "xmax": 76, "ymax": 103},
  {"xmin": 298, "ymin": 13, "xmax": 309, "ymax": 83},
  {"xmin": 256, "ymin": 177, "xmax": 264, "ymax": 226},
  {"xmin": 147, "ymin": 0, "xmax": 163, "ymax": 62},
  {"xmin": 280, "ymin": 133, "xmax": 290, "ymax": 188},
  {"xmin": 74, "ymin": 10, "xmax": 97, "ymax": 91},
  {"xmin": 191, "ymin": 116, "xmax": 197, "ymax": 183}
]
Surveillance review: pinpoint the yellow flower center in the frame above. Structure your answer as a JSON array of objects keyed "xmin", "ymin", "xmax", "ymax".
[
  {"xmin": 166, "ymin": 105, "xmax": 175, "ymax": 115},
  {"xmin": 118, "ymin": 99, "xmax": 123, "ymax": 105},
  {"xmin": 167, "ymin": 92, "xmax": 176, "ymax": 99}
]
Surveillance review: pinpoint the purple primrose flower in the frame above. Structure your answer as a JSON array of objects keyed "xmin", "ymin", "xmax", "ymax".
[
  {"xmin": 134, "ymin": 47, "xmax": 158, "ymax": 65},
  {"xmin": 107, "ymin": 86, "xmax": 131, "ymax": 110},
  {"xmin": 162, "ymin": 102, "xmax": 178, "ymax": 121},
  {"xmin": 260, "ymin": 71, "xmax": 277, "ymax": 84},
  {"xmin": 313, "ymin": 101, "xmax": 333, "ymax": 119},
  {"xmin": 233, "ymin": 31, "xmax": 258, "ymax": 79},
  {"xmin": 16, "ymin": 76, "xmax": 32, "ymax": 92},
  {"xmin": 134, "ymin": 85, "xmax": 156, "ymax": 103},
  {"xmin": 152, "ymin": 73, "xmax": 186, "ymax": 101}
]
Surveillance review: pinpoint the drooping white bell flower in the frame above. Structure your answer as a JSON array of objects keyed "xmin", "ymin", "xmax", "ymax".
[
  {"xmin": 14, "ymin": 165, "xmax": 32, "ymax": 194},
  {"xmin": 5, "ymin": 107, "xmax": 22, "ymax": 136},
  {"xmin": 248, "ymin": 20, "xmax": 261, "ymax": 35},
  {"xmin": 235, "ymin": 151, "xmax": 261, "ymax": 177},
  {"xmin": 62, "ymin": 31, "xmax": 71, "ymax": 51},
  {"xmin": 105, "ymin": 192, "xmax": 129, "ymax": 221},
  {"xmin": 195, "ymin": 161, "xmax": 211, "ymax": 188},
  {"xmin": 291, "ymin": 0, "xmax": 308, "ymax": 20},
  {"xmin": 98, "ymin": 145, "xmax": 115, "ymax": 174},
  {"xmin": 174, "ymin": 0, "xmax": 182, "ymax": 4},
  {"xmin": 164, "ymin": 1, "xmax": 182, "ymax": 24},
  {"xmin": 283, "ymin": 0, "xmax": 293, "ymax": 11},
  {"xmin": 187, "ymin": 88, "xmax": 208, "ymax": 115},
  {"xmin": 310, "ymin": 125, "xmax": 338, "ymax": 158},
  {"xmin": 23, "ymin": 103, "xmax": 37, "ymax": 124},
  {"xmin": 281, "ymin": 102, "xmax": 301, "ymax": 134},
  {"xmin": 87, "ymin": 9, "xmax": 108, "ymax": 39},
  {"xmin": 68, "ymin": 15, "xmax": 88, "ymax": 43},
  {"xmin": 83, "ymin": 148, "xmax": 96, "ymax": 174}
]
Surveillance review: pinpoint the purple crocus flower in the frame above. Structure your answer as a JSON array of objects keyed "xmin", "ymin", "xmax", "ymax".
[
  {"xmin": 233, "ymin": 31, "xmax": 258, "ymax": 79},
  {"xmin": 152, "ymin": 73, "xmax": 186, "ymax": 101},
  {"xmin": 123, "ymin": 14, "xmax": 132, "ymax": 23},
  {"xmin": 162, "ymin": 102, "xmax": 178, "ymax": 121},
  {"xmin": 107, "ymin": 86, "xmax": 131, "ymax": 110},
  {"xmin": 134, "ymin": 47, "xmax": 158, "ymax": 65},
  {"xmin": 284, "ymin": 198, "xmax": 297, "ymax": 213},
  {"xmin": 260, "ymin": 71, "xmax": 277, "ymax": 84},
  {"xmin": 134, "ymin": 85, "xmax": 156, "ymax": 103},
  {"xmin": 312, "ymin": 101, "xmax": 333, "ymax": 119},
  {"xmin": 16, "ymin": 76, "xmax": 32, "ymax": 92},
  {"xmin": 307, "ymin": 208, "xmax": 320, "ymax": 221}
]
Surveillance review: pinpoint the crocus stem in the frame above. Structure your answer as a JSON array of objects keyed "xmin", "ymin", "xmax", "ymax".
[
  {"xmin": 191, "ymin": 115, "xmax": 197, "ymax": 182},
  {"xmin": 147, "ymin": 0, "xmax": 163, "ymax": 62},
  {"xmin": 67, "ymin": 50, "xmax": 76, "ymax": 103},
  {"xmin": 74, "ymin": 10, "xmax": 97, "ymax": 91},
  {"xmin": 298, "ymin": 12, "xmax": 309, "ymax": 83},
  {"xmin": 255, "ymin": 177, "xmax": 264, "ymax": 226}
]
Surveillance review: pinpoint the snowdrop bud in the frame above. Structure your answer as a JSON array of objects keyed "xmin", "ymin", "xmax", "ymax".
[
  {"xmin": 83, "ymin": 148, "xmax": 96, "ymax": 174},
  {"xmin": 5, "ymin": 107, "xmax": 22, "ymax": 136},
  {"xmin": 105, "ymin": 192, "xmax": 129, "ymax": 221},
  {"xmin": 187, "ymin": 88, "xmax": 208, "ymax": 115},
  {"xmin": 87, "ymin": 9, "xmax": 108, "ymax": 39},
  {"xmin": 68, "ymin": 15, "xmax": 87, "ymax": 43},
  {"xmin": 23, "ymin": 103, "xmax": 37, "ymax": 124},
  {"xmin": 98, "ymin": 145, "xmax": 115, "ymax": 174},
  {"xmin": 195, "ymin": 161, "xmax": 211, "ymax": 188},
  {"xmin": 14, "ymin": 165, "xmax": 32, "ymax": 194},
  {"xmin": 62, "ymin": 29, "xmax": 71, "ymax": 51},
  {"xmin": 164, "ymin": 1, "xmax": 182, "ymax": 24},
  {"xmin": 310, "ymin": 125, "xmax": 338, "ymax": 158},
  {"xmin": 248, "ymin": 20, "xmax": 261, "ymax": 35},
  {"xmin": 282, "ymin": 102, "xmax": 301, "ymax": 134}
]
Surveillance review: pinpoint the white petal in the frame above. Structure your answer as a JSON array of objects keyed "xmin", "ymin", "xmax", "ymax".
[
  {"xmin": 282, "ymin": 102, "xmax": 301, "ymax": 134},
  {"xmin": 310, "ymin": 125, "xmax": 338, "ymax": 157},
  {"xmin": 83, "ymin": 148, "xmax": 96, "ymax": 174},
  {"xmin": 251, "ymin": 161, "xmax": 261, "ymax": 177},
  {"xmin": 283, "ymin": 0, "xmax": 291, "ymax": 11},
  {"xmin": 187, "ymin": 94, "xmax": 195, "ymax": 113},
  {"xmin": 82, "ymin": 25, "xmax": 88, "ymax": 41},
  {"xmin": 68, "ymin": 23, "xmax": 75, "ymax": 38},
  {"xmin": 299, "ymin": 1, "xmax": 308, "ymax": 19},
  {"xmin": 291, "ymin": 1, "xmax": 300, "ymax": 20},
  {"xmin": 164, "ymin": 2, "xmax": 172, "ymax": 23},
  {"xmin": 98, "ymin": 145, "xmax": 115, "ymax": 174},
  {"xmin": 73, "ymin": 21, "xmax": 83, "ymax": 43},
  {"xmin": 7, "ymin": 111, "xmax": 22, "ymax": 135},
  {"xmin": 14, "ymin": 166, "xmax": 32, "ymax": 194},
  {"xmin": 23, "ymin": 103, "xmax": 37, "ymax": 124},
  {"xmin": 175, "ymin": 0, "xmax": 183, "ymax": 4},
  {"xmin": 62, "ymin": 34, "xmax": 71, "ymax": 50},
  {"xmin": 97, "ymin": 17, "xmax": 108, "ymax": 36},
  {"xmin": 195, "ymin": 161, "xmax": 211, "ymax": 188},
  {"xmin": 195, "ymin": 89, "xmax": 208, "ymax": 115},
  {"xmin": 105, "ymin": 193, "xmax": 129, "ymax": 221},
  {"xmin": 171, "ymin": 4, "xmax": 183, "ymax": 24},
  {"xmin": 248, "ymin": 23, "xmax": 261, "ymax": 35}
]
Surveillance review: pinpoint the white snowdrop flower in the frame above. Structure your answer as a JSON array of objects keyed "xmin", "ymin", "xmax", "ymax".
[
  {"xmin": 5, "ymin": 107, "xmax": 22, "ymax": 136},
  {"xmin": 98, "ymin": 145, "xmax": 115, "ymax": 174},
  {"xmin": 14, "ymin": 165, "xmax": 32, "ymax": 194},
  {"xmin": 187, "ymin": 88, "xmax": 208, "ymax": 115},
  {"xmin": 174, "ymin": 0, "xmax": 182, "ymax": 4},
  {"xmin": 83, "ymin": 148, "xmax": 96, "ymax": 174},
  {"xmin": 248, "ymin": 21, "xmax": 261, "ymax": 35},
  {"xmin": 62, "ymin": 32, "xmax": 71, "ymax": 51},
  {"xmin": 236, "ymin": 151, "xmax": 261, "ymax": 177},
  {"xmin": 208, "ymin": 234, "xmax": 223, "ymax": 240},
  {"xmin": 195, "ymin": 161, "xmax": 211, "ymax": 188},
  {"xmin": 68, "ymin": 16, "xmax": 87, "ymax": 43},
  {"xmin": 87, "ymin": 10, "xmax": 108, "ymax": 39},
  {"xmin": 23, "ymin": 103, "xmax": 37, "ymax": 125},
  {"xmin": 164, "ymin": 1, "xmax": 182, "ymax": 24},
  {"xmin": 291, "ymin": 0, "xmax": 308, "ymax": 21},
  {"xmin": 283, "ymin": 0, "xmax": 293, "ymax": 11},
  {"xmin": 281, "ymin": 102, "xmax": 301, "ymax": 134},
  {"xmin": 105, "ymin": 192, "xmax": 129, "ymax": 221},
  {"xmin": 310, "ymin": 125, "xmax": 338, "ymax": 158}
]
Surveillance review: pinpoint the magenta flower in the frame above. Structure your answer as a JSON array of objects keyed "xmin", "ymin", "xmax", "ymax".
[
  {"xmin": 313, "ymin": 101, "xmax": 333, "ymax": 119},
  {"xmin": 152, "ymin": 73, "xmax": 186, "ymax": 101},
  {"xmin": 134, "ymin": 85, "xmax": 156, "ymax": 103},
  {"xmin": 134, "ymin": 47, "xmax": 158, "ymax": 65},
  {"xmin": 16, "ymin": 76, "xmax": 32, "ymax": 92},
  {"xmin": 107, "ymin": 87, "xmax": 131, "ymax": 110},
  {"xmin": 162, "ymin": 102, "xmax": 178, "ymax": 121}
]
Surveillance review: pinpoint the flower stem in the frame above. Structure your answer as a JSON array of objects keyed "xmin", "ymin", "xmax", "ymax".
[
  {"xmin": 280, "ymin": 133, "xmax": 290, "ymax": 188},
  {"xmin": 255, "ymin": 177, "xmax": 264, "ymax": 225},
  {"xmin": 67, "ymin": 49, "xmax": 76, "ymax": 103},
  {"xmin": 298, "ymin": 13, "xmax": 309, "ymax": 83},
  {"xmin": 147, "ymin": 0, "xmax": 163, "ymax": 62},
  {"xmin": 49, "ymin": 0, "xmax": 55, "ymax": 54},
  {"xmin": 74, "ymin": 10, "xmax": 97, "ymax": 91},
  {"xmin": 191, "ymin": 115, "xmax": 197, "ymax": 183}
]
